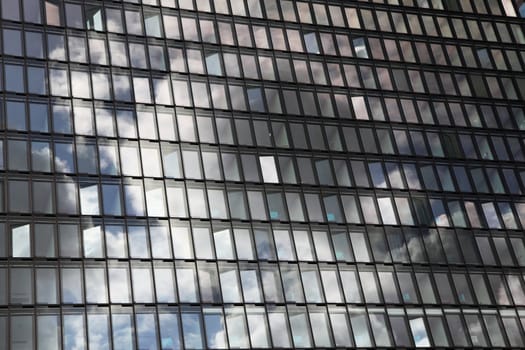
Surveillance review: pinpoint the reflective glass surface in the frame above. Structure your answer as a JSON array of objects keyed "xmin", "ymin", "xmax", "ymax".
[{"xmin": 0, "ymin": 0, "xmax": 524, "ymax": 348}]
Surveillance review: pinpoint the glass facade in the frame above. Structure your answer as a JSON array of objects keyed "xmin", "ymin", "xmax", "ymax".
[{"xmin": 0, "ymin": 0, "xmax": 525, "ymax": 348}]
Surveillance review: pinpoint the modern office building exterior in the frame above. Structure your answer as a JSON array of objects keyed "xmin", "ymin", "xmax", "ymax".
[{"xmin": 1, "ymin": 0, "xmax": 525, "ymax": 348}]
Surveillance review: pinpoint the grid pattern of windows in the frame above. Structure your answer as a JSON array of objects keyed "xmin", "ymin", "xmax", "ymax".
[{"xmin": 1, "ymin": 0, "xmax": 525, "ymax": 349}]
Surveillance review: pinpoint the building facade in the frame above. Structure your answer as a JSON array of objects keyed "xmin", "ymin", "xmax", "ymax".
[{"xmin": 1, "ymin": 0, "xmax": 525, "ymax": 348}]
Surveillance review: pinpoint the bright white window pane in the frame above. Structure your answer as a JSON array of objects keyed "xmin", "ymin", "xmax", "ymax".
[
  {"xmin": 409, "ymin": 317, "xmax": 431, "ymax": 347},
  {"xmin": 172, "ymin": 80, "xmax": 191, "ymax": 106},
  {"xmin": 260, "ymin": 156, "xmax": 279, "ymax": 183},
  {"xmin": 171, "ymin": 226, "xmax": 193, "ymax": 259},
  {"xmin": 132, "ymin": 268, "xmax": 154, "ymax": 303},
  {"xmin": 352, "ymin": 96, "xmax": 368, "ymax": 119},
  {"xmin": 83, "ymin": 226, "xmax": 103, "ymax": 258},
  {"xmin": 12, "ymin": 224, "xmax": 30, "ymax": 257},
  {"xmin": 71, "ymin": 71, "xmax": 91, "ymax": 98},
  {"xmin": 120, "ymin": 146, "xmax": 141, "ymax": 176},
  {"xmin": 142, "ymin": 147, "xmax": 162, "ymax": 177},
  {"xmin": 146, "ymin": 186, "xmax": 167, "ymax": 217},
  {"xmin": 502, "ymin": 0, "xmax": 517, "ymax": 16},
  {"xmin": 74, "ymin": 106, "xmax": 94, "ymax": 135},
  {"xmin": 108, "ymin": 268, "xmax": 130, "ymax": 303},
  {"xmin": 220, "ymin": 269, "xmax": 241, "ymax": 302},
  {"xmin": 377, "ymin": 197, "xmax": 397, "ymax": 225},
  {"xmin": 80, "ymin": 184, "xmax": 99, "ymax": 215},
  {"xmin": 85, "ymin": 268, "xmax": 107, "ymax": 303},
  {"xmin": 154, "ymin": 78, "xmax": 172, "ymax": 105},
  {"xmin": 133, "ymin": 77, "xmax": 152, "ymax": 103},
  {"xmin": 188, "ymin": 188, "xmax": 208, "ymax": 218},
  {"xmin": 214, "ymin": 229, "xmax": 234, "ymax": 260}
]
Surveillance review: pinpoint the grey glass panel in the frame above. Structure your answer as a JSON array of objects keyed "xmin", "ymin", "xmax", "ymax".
[
  {"xmin": 159, "ymin": 312, "xmax": 181, "ymax": 350},
  {"xmin": 398, "ymin": 272, "xmax": 418, "ymax": 303},
  {"xmin": 128, "ymin": 226, "xmax": 149, "ymax": 258},
  {"xmin": 132, "ymin": 267, "xmax": 154, "ymax": 303},
  {"xmin": 5, "ymin": 65, "xmax": 24, "ymax": 93},
  {"xmin": 203, "ymin": 309, "xmax": 227, "ymax": 348},
  {"xmin": 289, "ymin": 311, "xmax": 312, "ymax": 348},
  {"xmin": 268, "ymin": 310, "xmax": 291, "ymax": 348},
  {"xmin": 85, "ymin": 268, "xmax": 107, "ymax": 303},
  {"xmin": 136, "ymin": 313, "xmax": 158, "ymax": 350},
  {"xmin": 228, "ymin": 191, "xmax": 248, "ymax": 220},
  {"xmin": 321, "ymin": 270, "xmax": 343, "ymax": 303},
  {"xmin": 329, "ymin": 309, "xmax": 353, "ymax": 347},
  {"xmin": 462, "ymin": 314, "xmax": 487, "ymax": 347},
  {"xmin": 446, "ymin": 314, "xmax": 469, "ymax": 347},
  {"xmin": 451, "ymin": 273, "xmax": 473, "ymax": 304},
  {"xmin": 63, "ymin": 314, "xmax": 85, "ymax": 350},
  {"xmin": 108, "ymin": 267, "xmax": 130, "ymax": 303},
  {"xmin": 182, "ymin": 311, "xmax": 204, "ymax": 349},
  {"xmin": 3, "ymin": 29, "xmax": 22, "ymax": 56},
  {"xmin": 25, "ymin": 31, "xmax": 43, "ymax": 59},
  {"xmin": 11, "ymin": 315, "xmax": 33, "ymax": 350},
  {"xmin": 23, "ymin": 0, "xmax": 40, "ymax": 22},
  {"xmin": 36, "ymin": 268, "xmax": 58, "ymax": 304},
  {"xmin": 390, "ymin": 316, "xmax": 411, "ymax": 346},
  {"xmin": 37, "ymin": 315, "xmax": 59, "ymax": 350},
  {"xmin": 105, "ymin": 225, "xmax": 126, "ymax": 258},
  {"xmin": 87, "ymin": 314, "xmax": 110, "ymax": 350},
  {"xmin": 302, "ymin": 269, "xmax": 323, "ymax": 302},
  {"xmin": 154, "ymin": 266, "xmax": 176, "ymax": 303},
  {"xmin": 426, "ymin": 315, "xmax": 449, "ymax": 346},
  {"xmin": 178, "ymin": 217, "xmax": 200, "ymax": 250},
  {"xmin": 240, "ymin": 269, "xmax": 262, "ymax": 303},
  {"xmin": 8, "ymin": 140, "xmax": 28, "ymax": 171},
  {"xmin": 312, "ymin": 230, "xmax": 334, "ymax": 261},
  {"xmin": 61, "ymin": 268, "xmax": 83, "ymax": 304},
  {"xmin": 331, "ymin": 231, "xmax": 353, "ymax": 261},
  {"xmin": 350, "ymin": 311, "xmax": 372, "ymax": 347},
  {"xmin": 112, "ymin": 314, "xmax": 133, "ymax": 350},
  {"xmin": 177, "ymin": 265, "xmax": 198, "ymax": 302},
  {"xmin": 415, "ymin": 272, "xmax": 436, "ymax": 303},
  {"xmin": 379, "ymin": 271, "xmax": 399, "ymax": 303},
  {"xmin": 502, "ymin": 316, "xmax": 524, "ymax": 347},
  {"xmin": 0, "ymin": 270, "xmax": 5, "ymax": 303},
  {"xmin": 34, "ymin": 224, "xmax": 55, "ymax": 257},
  {"xmin": 199, "ymin": 264, "xmax": 221, "ymax": 303}
]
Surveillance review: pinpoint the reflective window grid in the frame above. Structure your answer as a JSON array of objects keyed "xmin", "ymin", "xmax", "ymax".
[{"xmin": 0, "ymin": 0, "xmax": 525, "ymax": 349}]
